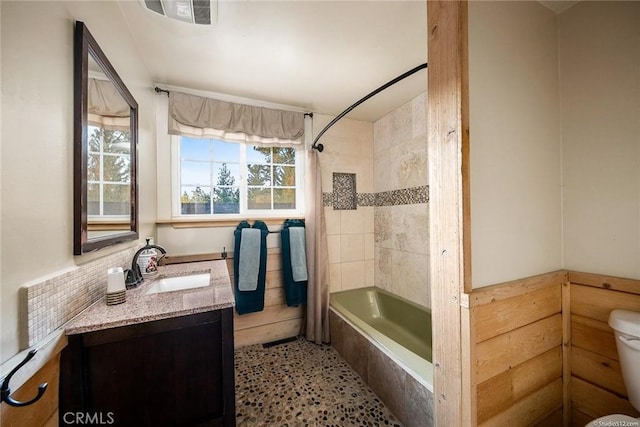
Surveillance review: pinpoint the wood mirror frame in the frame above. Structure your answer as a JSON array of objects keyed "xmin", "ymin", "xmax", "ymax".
[{"xmin": 74, "ymin": 21, "xmax": 138, "ymax": 255}]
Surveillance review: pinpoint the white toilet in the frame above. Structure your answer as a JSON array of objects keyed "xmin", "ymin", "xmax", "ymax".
[{"xmin": 586, "ymin": 309, "xmax": 640, "ymax": 426}]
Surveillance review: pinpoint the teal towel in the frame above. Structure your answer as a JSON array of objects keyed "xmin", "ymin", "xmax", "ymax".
[
  {"xmin": 238, "ymin": 228, "xmax": 261, "ymax": 291},
  {"xmin": 233, "ymin": 220, "xmax": 268, "ymax": 314},
  {"xmin": 281, "ymin": 219, "xmax": 307, "ymax": 307},
  {"xmin": 289, "ymin": 227, "xmax": 308, "ymax": 282}
]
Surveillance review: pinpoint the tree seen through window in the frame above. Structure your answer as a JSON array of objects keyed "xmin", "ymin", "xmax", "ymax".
[{"xmin": 179, "ymin": 140, "xmax": 297, "ymax": 215}]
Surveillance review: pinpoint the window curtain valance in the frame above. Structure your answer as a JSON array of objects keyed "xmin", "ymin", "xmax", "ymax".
[
  {"xmin": 88, "ymin": 78, "xmax": 130, "ymax": 131},
  {"xmin": 168, "ymin": 91, "xmax": 304, "ymax": 145}
]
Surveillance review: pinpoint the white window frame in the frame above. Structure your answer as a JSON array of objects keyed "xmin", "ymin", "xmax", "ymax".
[
  {"xmin": 170, "ymin": 135, "xmax": 305, "ymax": 220},
  {"xmin": 87, "ymin": 124, "xmax": 131, "ymax": 222}
]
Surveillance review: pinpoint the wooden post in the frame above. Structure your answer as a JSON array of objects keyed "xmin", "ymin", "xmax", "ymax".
[
  {"xmin": 562, "ymin": 276, "xmax": 571, "ymax": 426},
  {"xmin": 427, "ymin": 1, "xmax": 472, "ymax": 425}
]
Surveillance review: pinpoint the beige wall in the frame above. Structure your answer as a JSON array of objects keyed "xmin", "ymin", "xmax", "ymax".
[
  {"xmin": 373, "ymin": 93, "xmax": 429, "ymax": 307},
  {"xmin": 0, "ymin": 1, "xmax": 155, "ymax": 363},
  {"xmin": 468, "ymin": 1, "xmax": 562, "ymax": 288},
  {"xmin": 317, "ymin": 114, "xmax": 375, "ymax": 293},
  {"xmin": 560, "ymin": 1, "xmax": 640, "ymax": 279}
]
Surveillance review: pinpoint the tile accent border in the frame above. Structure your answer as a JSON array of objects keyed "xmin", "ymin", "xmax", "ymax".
[
  {"xmin": 23, "ymin": 247, "xmax": 137, "ymax": 346},
  {"xmin": 323, "ymin": 185, "xmax": 429, "ymax": 208},
  {"xmin": 357, "ymin": 193, "xmax": 376, "ymax": 207},
  {"xmin": 376, "ymin": 186, "xmax": 429, "ymax": 206}
]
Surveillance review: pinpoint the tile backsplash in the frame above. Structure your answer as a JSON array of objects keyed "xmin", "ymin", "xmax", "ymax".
[{"xmin": 23, "ymin": 247, "xmax": 137, "ymax": 346}]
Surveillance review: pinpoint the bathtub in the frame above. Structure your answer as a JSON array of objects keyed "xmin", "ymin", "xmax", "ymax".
[{"xmin": 329, "ymin": 287, "xmax": 433, "ymax": 426}]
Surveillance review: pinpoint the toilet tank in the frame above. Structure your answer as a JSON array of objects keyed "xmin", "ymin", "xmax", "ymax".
[{"xmin": 609, "ymin": 309, "xmax": 640, "ymax": 411}]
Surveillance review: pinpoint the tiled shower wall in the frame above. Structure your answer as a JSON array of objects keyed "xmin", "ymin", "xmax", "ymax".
[
  {"xmin": 315, "ymin": 114, "xmax": 375, "ymax": 293},
  {"xmin": 373, "ymin": 93, "xmax": 430, "ymax": 308},
  {"xmin": 316, "ymin": 93, "xmax": 429, "ymax": 302}
]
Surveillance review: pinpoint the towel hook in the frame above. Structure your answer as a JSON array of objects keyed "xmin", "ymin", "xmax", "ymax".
[{"xmin": 1, "ymin": 349, "xmax": 48, "ymax": 407}]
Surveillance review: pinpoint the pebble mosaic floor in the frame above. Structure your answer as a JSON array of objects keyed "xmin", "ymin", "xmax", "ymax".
[{"xmin": 234, "ymin": 338, "xmax": 403, "ymax": 426}]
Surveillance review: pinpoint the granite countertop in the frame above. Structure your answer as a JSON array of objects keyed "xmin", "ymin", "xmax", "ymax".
[{"xmin": 64, "ymin": 260, "xmax": 234, "ymax": 335}]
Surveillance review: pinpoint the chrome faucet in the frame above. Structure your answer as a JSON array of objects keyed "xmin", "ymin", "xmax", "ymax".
[{"xmin": 125, "ymin": 239, "xmax": 167, "ymax": 288}]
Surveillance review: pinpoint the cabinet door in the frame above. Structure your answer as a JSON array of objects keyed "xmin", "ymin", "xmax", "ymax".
[
  {"xmin": 61, "ymin": 309, "xmax": 235, "ymax": 427},
  {"xmin": 86, "ymin": 321, "xmax": 223, "ymax": 425}
]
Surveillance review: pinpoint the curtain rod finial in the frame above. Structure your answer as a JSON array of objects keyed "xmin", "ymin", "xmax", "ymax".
[{"xmin": 154, "ymin": 87, "xmax": 169, "ymax": 96}]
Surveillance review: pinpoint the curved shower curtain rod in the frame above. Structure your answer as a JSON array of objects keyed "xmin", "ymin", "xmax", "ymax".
[{"xmin": 311, "ymin": 62, "xmax": 428, "ymax": 152}]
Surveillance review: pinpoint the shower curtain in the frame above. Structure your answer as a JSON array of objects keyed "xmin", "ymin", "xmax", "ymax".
[{"xmin": 304, "ymin": 117, "xmax": 330, "ymax": 344}]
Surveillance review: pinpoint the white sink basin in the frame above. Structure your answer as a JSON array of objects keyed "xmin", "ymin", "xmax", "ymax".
[{"xmin": 145, "ymin": 273, "xmax": 211, "ymax": 295}]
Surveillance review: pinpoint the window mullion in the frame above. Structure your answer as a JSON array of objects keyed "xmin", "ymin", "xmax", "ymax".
[
  {"xmin": 209, "ymin": 140, "xmax": 215, "ymax": 215},
  {"xmin": 99, "ymin": 130, "xmax": 104, "ymax": 216},
  {"xmin": 172, "ymin": 136, "xmax": 181, "ymax": 217},
  {"xmin": 240, "ymin": 144, "xmax": 247, "ymax": 215},
  {"xmin": 270, "ymin": 148, "xmax": 274, "ymax": 210}
]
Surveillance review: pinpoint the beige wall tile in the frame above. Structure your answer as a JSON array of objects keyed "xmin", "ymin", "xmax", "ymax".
[
  {"xmin": 362, "ymin": 207, "xmax": 375, "ymax": 233},
  {"xmin": 341, "ymin": 210, "xmax": 364, "ymax": 234},
  {"xmin": 411, "ymin": 92, "xmax": 427, "ymax": 138},
  {"xmin": 391, "ymin": 250, "xmax": 430, "ymax": 308},
  {"xmin": 364, "ymin": 260, "xmax": 375, "ymax": 286},
  {"xmin": 373, "ymin": 113, "xmax": 391, "ymax": 153},
  {"xmin": 325, "ymin": 207, "xmax": 341, "ymax": 235},
  {"xmin": 342, "ymin": 261, "xmax": 365, "ymax": 289},
  {"xmin": 341, "ymin": 234, "xmax": 365, "ymax": 262},
  {"xmin": 374, "ymin": 207, "xmax": 392, "ymax": 249},
  {"xmin": 327, "ymin": 235, "xmax": 341, "ymax": 264},
  {"xmin": 374, "ymin": 147, "xmax": 397, "ymax": 193},
  {"xmin": 390, "ymin": 101, "xmax": 413, "ymax": 144},
  {"xmin": 391, "ymin": 204, "xmax": 429, "ymax": 255},
  {"xmin": 354, "ymin": 162, "xmax": 374, "ymax": 194},
  {"xmin": 370, "ymin": 91, "xmax": 431, "ymax": 305},
  {"xmin": 395, "ymin": 136, "xmax": 428, "ymax": 189},
  {"xmin": 374, "ymin": 246, "xmax": 392, "ymax": 291},
  {"xmin": 329, "ymin": 263, "xmax": 342, "ymax": 293},
  {"xmin": 364, "ymin": 233, "xmax": 375, "ymax": 260}
]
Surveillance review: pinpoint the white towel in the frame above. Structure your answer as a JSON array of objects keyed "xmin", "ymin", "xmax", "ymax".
[
  {"xmin": 289, "ymin": 227, "xmax": 308, "ymax": 282},
  {"xmin": 238, "ymin": 228, "xmax": 261, "ymax": 291}
]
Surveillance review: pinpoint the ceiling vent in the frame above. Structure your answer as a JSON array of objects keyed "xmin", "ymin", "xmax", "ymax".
[{"xmin": 141, "ymin": 0, "xmax": 216, "ymax": 25}]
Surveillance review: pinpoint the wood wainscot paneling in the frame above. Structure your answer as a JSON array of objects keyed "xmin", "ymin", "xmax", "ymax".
[
  {"xmin": 160, "ymin": 249, "xmax": 304, "ymax": 348},
  {"xmin": 230, "ymin": 248, "xmax": 303, "ymax": 348},
  {"xmin": 568, "ymin": 271, "xmax": 640, "ymax": 425},
  {"xmin": 470, "ymin": 271, "xmax": 566, "ymax": 426},
  {"xmin": 571, "ymin": 377, "xmax": 640, "ymax": 424},
  {"xmin": 1, "ymin": 354, "xmax": 60, "ymax": 427}
]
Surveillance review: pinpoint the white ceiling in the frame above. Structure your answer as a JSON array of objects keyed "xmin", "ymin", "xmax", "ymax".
[{"xmin": 117, "ymin": 1, "xmax": 428, "ymax": 122}]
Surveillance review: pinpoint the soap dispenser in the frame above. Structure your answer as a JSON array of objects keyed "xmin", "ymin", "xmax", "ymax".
[{"xmin": 137, "ymin": 238, "xmax": 158, "ymax": 278}]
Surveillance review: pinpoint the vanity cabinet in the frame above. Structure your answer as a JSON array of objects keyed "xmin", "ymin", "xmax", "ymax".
[{"xmin": 60, "ymin": 308, "xmax": 235, "ymax": 426}]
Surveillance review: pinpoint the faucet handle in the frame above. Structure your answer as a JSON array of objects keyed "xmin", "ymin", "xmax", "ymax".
[{"xmin": 124, "ymin": 267, "xmax": 141, "ymax": 288}]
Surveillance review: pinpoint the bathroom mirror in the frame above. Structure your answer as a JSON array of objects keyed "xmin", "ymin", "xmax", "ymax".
[{"xmin": 74, "ymin": 21, "xmax": 138, "ymax": 255}]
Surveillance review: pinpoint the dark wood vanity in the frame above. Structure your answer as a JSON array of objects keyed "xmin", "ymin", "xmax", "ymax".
[
  {"xmin": 59, "ymin": 260, "xmax": 236, "ymax": 426},
  {"xmin": 60, "ymin": 309, "xmax": 235, "ymax": 426}
]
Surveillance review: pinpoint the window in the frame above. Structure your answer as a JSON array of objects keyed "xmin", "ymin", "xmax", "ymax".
[
  {"xmin": 87, "ymin": 125, "xmax": 131, "ymax": 219},
  {"xmin": 175, "ymin": 136, "xmax": 304, "ymax": 218}
]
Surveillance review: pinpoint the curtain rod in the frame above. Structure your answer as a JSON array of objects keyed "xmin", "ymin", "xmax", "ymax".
[
  {"xmin": 154, "ymin": 87, "xmax": 170, "ymax": 95},
  {"xmin": 153, "ymin": 86, "xmax": 312, "ymax": 119},
  {"xmin": 311, "ymin": 62, "xmax": 428, "ymax": 152}
]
